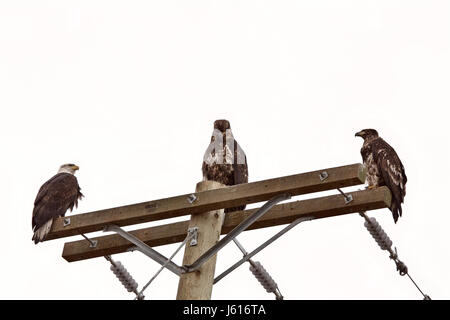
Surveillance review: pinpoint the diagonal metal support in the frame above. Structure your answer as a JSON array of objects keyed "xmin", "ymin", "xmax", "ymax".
[
  {"xmin": 214, "ymin": 215, "xmax": 314, "ymax": 284},
  {"xmin": 103, "ymin": 224, "xmax": 185, "ymax": 276},
  {"xmin": 182, "ymin": 193, "xmax": 291, "ymax": 273},
  {"xmin": 103, "ymin": 194, "xmax": 290, "ymax": 276}
]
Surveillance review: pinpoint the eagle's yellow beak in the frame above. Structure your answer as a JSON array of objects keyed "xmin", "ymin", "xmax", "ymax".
[{"xmin": 72, "ymin": 165, "xmax": 80, "ymax": 171}]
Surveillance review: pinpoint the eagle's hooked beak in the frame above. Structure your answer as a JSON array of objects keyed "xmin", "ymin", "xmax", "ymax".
[
  {"xmin": 355, "ymin": 131, "xmax": 364, "ymax": 138},
  {"xmin": 72, "ymin": 165, "xmax": 80, "ymax": 171}
]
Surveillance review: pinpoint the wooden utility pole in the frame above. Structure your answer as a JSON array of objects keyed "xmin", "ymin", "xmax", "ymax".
[{"xmin": 176, "ymin": 181, "xmax": 226, "ymax": 300}]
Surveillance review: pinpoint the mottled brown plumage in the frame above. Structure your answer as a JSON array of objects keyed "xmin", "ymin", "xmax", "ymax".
[
  {"xmin": 32, "ymin": 164, "xmax": 83, "ymax": 243},
  {"xmin": 355, "ymin": 129, "xmax": 407, "ymax": 223},
  {"xmin": 202, "ymin": 120, "xmax": 248, "ymax": 213}
]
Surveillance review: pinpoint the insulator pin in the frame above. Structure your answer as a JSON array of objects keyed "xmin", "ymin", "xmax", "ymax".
[{"xmin": 110, "ymin": 261, "xmax": 138, "ymax": 293}]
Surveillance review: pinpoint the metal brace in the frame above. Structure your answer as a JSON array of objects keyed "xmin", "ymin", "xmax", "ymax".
[
  {"xmin": 188, "ymin": 227, "xmax": 199, "ymax": 246},
  {"xmin": 103, "ymin": 224, "xmax": 185, "ymax": 276},
  {"xmin": 183, "ymin": 193, "xmax": 291, "ymax": 273},
  {"xmin": 63, "ymin": 217, "xmax": 71, "ymax": 227},
  {"xmin": 104, "ymin": 194, "xmax": 290, "ymax": 276},
  {"xmin": 214, "ymin": 215, "xmax": 314, "ymax": 284},
  {"xmin": 319, "ymin": 171, "xmax": 328, "ymax": 181}
]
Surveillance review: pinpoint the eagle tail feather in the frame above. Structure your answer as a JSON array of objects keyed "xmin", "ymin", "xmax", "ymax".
[
  {"xmin": 32, "ymin": 219, "xmax": 53, "ymax": 244},
  {"xmin": 390, "ymin": 201, "xmax": 402, "ymax": 224}
]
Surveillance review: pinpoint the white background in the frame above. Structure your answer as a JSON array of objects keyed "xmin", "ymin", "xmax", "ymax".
[{"xmin": 1, "ymin": 1, "xmax": 449, "ymax": 300}]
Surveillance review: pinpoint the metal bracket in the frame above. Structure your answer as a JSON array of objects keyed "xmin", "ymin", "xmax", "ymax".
[
  {"xmin": 187, "ymin": 194, "xmax": 198, "ymax": 204},
  {"xmin": 319, "ymin": 171, "xmax": 328, "ymax": 181},
  {"xmin": 344, "ymin": 194, "xmax": 353, "ymax": 204},
  {"xmin": 89, "ymin": 239, "xmax": 98, "ymax": 248},
  {"xmin": 188, "ymin": 227, "xmax": 199, "ymax": 246},
  {"xmin": 63, "ymin": 217, "xmax": 71, "ymax": 227}
]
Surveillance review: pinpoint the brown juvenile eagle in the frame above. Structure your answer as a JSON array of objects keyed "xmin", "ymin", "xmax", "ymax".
[
  {"xmin": 32, "ymin": 163, "xmax": 83, "ymax": 243},
  {"xmin": 355, "ymin": 129, "xmax": 407, "ymax": 223},
  {"xmin": 202, "ymin": 119, "xmax": 248, "ymax": 213}
]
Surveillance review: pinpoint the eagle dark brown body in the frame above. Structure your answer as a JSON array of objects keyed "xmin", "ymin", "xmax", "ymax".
[
  {"xmin": 356, "ymin": 129, "xmax": 407, "ymax": 223},
  {"xmin": 32, "ymin": 166, "xmax": 83, "ymax": 243},
  {"xmin": 202, "ymin": 120, "xmax": 248, "ymax": 213}
]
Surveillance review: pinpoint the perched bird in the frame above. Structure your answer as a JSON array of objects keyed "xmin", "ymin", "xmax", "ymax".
[
  {"xmin": 202, "ymin": 119, "xmax": 248, "ymax": 212},
  {"xmin": 355, "ymin": 129, "xmax": 407, "ymax": 223},
  {"xmin": 32, "ymin": 164, "xmax": 83, "ymax": 243}
]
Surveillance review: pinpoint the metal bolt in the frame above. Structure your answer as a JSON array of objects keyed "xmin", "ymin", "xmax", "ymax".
[
  {"xmin": 344, "ymin": 194, "xmax": 353, "ymax": 204},
  {"xmin": 187, "ymin": 194, "xmax": 197, "ymax": 204},
  {"xmin": 89, "ymin": 239, "xmax": 98, "ymax": 248},
  {"xmin": 63, "ymin": 217, "xmax": 71, "ymax": 227},
  {"xmin": 188, "ymin": 227, "xmax": 199, "ymax": 246},
  {"xmin": 319, "ymin": 171, "xmax": 328, "ymax": 181}
]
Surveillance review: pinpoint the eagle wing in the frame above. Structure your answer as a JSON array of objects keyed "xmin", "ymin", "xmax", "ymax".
[
  {"xmin": 230, "ymin": 139, "xmax": 248, "ymax": 212},
  {"xmin": 202, "ymin": 137, "xmax": 234, "ymax": 186},
  {"xmin": 32, "ymin": 173, "xmax": 82, "ymax": 232},
  {"xmin": 232, "ymin": 139, "xmax": 248, "ymax": 185},
  {"xmin": 373, "ymin": 138, "xmax": 407, "ymax": 222}
]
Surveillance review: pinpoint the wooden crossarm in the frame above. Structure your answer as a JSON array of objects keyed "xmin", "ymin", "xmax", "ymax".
[
  {"xmin": 46, "ymin": 163, "xmax": 366, "ymax": 241},
  {"xmin": 62, "ymin": 186, "xmax": 391, "ymax": 262}
]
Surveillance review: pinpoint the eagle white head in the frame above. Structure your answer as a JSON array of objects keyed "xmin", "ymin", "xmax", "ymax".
[{"xmin": 58, "ymin": 163, "xmax": 80, "ymax": 175}]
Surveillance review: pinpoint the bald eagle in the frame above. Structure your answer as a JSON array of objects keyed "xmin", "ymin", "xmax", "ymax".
[
  {"xmin": 202, "ymin": 120, "xmax": 248, "ymax": 213},
  {"xmin": 32, "ymin": 164, "xmax": 83, "ymax": 243},
  {"xmin": 355, "ymin": 129, "xmax": 407, "ymax": 223}
]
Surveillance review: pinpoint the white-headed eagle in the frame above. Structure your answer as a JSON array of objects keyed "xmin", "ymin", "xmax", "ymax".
[
  {"xmin": 355, "ymin": 129, "xmax": 407, "ymax": 223},
  {"xmin": 202, "ymin": 119, "xmax": 248, "ymax": 213},
  {"xmin": 32, "ymin": 164, "xmax": 83, "ymax": 243}
]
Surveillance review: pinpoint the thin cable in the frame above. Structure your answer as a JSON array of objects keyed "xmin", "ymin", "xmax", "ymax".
[
  {"xmin": 406, "ymin": 273, "xmax": 429, "ymax": 299},
  {"xmin": 335, "ymin": 189, "xmax": 431, "ymax": 300},
  {"xmin": 232, "ymin": 239, "xmax": 256, "ymax": 268},
  {"xmin": 80, "ymin": 233, "xmax": 113, "ymax": 264},
  {"xmin": 359, "ymin": 210, "xmax": 430, "ymax": 299},
  {"xmin": 336, "ymin": 188, "xmax": 352, "ymax": 203},
  {"xmin": 134, "ymin": 231, "xmax": 195, "ymax": 300},
  {"xmin": 80, "ymin": 233, "xmax": 96, "ymax": 247},
  {"xmin": 233, "ymin": 238, "xmax": 283, "ymax": 300},
  {"xmin": 80, "ymin": 233, "xmax": 141, "ymax": 298}
]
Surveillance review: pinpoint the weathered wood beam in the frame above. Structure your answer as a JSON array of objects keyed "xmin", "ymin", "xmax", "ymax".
[
  {"xmin": 62, "ymin": 186, "xmax": 391, "ymax": 262},
  {"xmin": 47, "ymin": 163, "xmax": 365, "ymax": 241},
  {"xmin": 176, "ymin": 181, "xmax": 225, "ymax": 300}
]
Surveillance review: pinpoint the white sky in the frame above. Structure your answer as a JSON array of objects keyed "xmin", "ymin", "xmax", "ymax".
[{"xmin": 1, "ymin": 1, "xmax": 449, "ymax": 300}]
